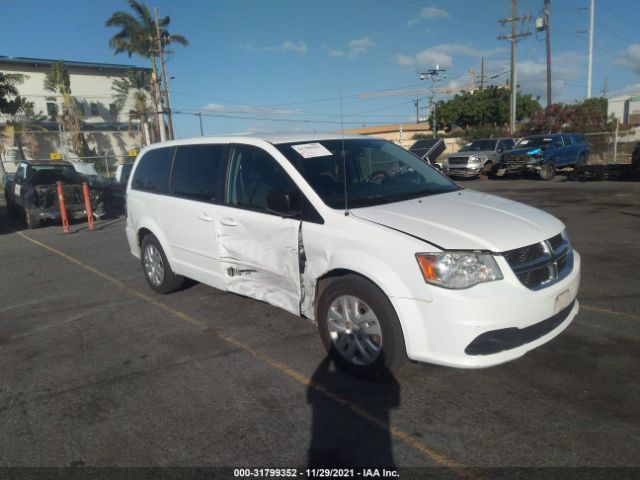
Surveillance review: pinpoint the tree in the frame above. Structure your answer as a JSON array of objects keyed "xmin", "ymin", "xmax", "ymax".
[
  {"xmin": 431, "ymin": 86, "xmax": 541, "ymax": 133},
  {"xmin": 0, "ymin": 73, "xmax": 28, "ymax": 116},
  {"xmin": 525, "ymin": 98, "xmax": 614, "ymax": 134},
  {"xmin": 105, "ymin": 0, "xmax": 188, "ymax": 141},
  {"xmin": 43, "ymin": 61, "xmax": 94, "ymax": 158},
  {"xmin": 112, "ymin": 69, "xmax": 154, "ymax": 144},
  {"xmin": 1, "ymin": 73, "xmax": 40, "ymax": 161}
]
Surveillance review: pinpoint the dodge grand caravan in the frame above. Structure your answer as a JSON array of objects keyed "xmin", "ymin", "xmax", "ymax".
[{"xmin": 126, "ymin": 134, "xmax": 580, "ymax": 376}]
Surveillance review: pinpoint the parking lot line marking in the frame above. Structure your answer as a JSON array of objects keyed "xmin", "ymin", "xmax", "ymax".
[{"xmin": 10, "ymin": 227, "xmax": 476, "ymax": 478}]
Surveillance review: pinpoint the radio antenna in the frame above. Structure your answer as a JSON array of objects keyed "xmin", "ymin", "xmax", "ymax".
[{"xmin": 340, "ymin": 89, "xmax": 349, "ymax": 216}]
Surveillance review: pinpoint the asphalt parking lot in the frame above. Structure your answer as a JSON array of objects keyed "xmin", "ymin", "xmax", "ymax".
[{"xmin": 1, "ymin": 178, "xmax": 639, "ymax": 479}]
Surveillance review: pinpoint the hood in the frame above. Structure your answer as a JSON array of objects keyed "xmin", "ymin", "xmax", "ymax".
[
  {"xmin": 350, "ymin": 189, "xmax": 564, "ymax": 252},
  {"xmin": 452, "ymin": 150, "xmax": 495, "ymax": 157},
  {"xmin": 505, "ymin": 146, "xmax": 550, "ymax": 158}
]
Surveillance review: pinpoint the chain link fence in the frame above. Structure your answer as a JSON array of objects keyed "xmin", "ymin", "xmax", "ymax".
[
  {"xmin": 584, "ymin": 129, "xmax": 639, "ymax": 165},
  {"xmin": 0, "ymin": 129, "xmax": 142, "ymax": 181}
]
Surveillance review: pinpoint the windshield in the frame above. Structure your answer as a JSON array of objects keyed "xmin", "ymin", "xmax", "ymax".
[
  {"xmin": 516, "ymin": 137, "xmax": 553, "ymax": 149},
  {"xmin": 276, "ymin": 138, "xmax": 459, "ymax": 209},
  {"xmin": 462, "ymin": 140, "xmax": 497, "ymax": 151}
]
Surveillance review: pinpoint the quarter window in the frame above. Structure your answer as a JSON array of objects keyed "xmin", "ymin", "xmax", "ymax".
[
  {"xmin": 171, "ymin": 144, "xmax": 227, "ymax": 203},
  {"xmin": 131, "ymin": 147, "xmax": 174, "ymax": 193},
  {"xmin": 226, "ymin": 145, "xmax": 297, "ymax": 213}
]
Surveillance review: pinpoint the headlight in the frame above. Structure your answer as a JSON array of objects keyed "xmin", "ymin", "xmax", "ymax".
[
  {"xmin": 469, "ymin": 155, "xmax": 486, "ymax": 164},
  {"xmin": 443, "ymin": 158, "xmax": 449, "ymax": 166},
  {"xmin": 416, "ymin": 252, "xmax": 503, "ymax": 289}
]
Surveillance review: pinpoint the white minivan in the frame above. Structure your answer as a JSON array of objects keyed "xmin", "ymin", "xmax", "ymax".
[{"xmin": 126, "ymin": 134, "xmax": 580, "ymax": 376}]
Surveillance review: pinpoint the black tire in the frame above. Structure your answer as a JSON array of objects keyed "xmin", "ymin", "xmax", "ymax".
[
  {"xmin": 25, "ymin": 207, "xmax": 41, "ymax": 229},
  {"xmin": 539, "ymin": 162, "xmax": 556, "ymax": 181},
  {"xmin": 5, "ymin": 195, "xmax": 19, "ymax": 219},
  {"xmin": 317, "ymin": 274, "xmax": 407, "ymax": 378},
  {"xmin": 482, "ymin": 161, "xmax": 494, "ymax": 176},
  {"xmin": 140, "ymin": 233, "xmax": 184, "ymax": 294},
  {"xmin": 576, "ymin": 153, "xmax": 587, "ymax": 168}
]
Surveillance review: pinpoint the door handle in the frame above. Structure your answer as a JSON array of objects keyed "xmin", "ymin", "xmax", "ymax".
[
  {"xmin": 197, "ymin": 213, "xmax": 214, "ymax": 222},
  {"xmin": 220, "ymin": 217, "xmax": 238, "ymax": 226}
]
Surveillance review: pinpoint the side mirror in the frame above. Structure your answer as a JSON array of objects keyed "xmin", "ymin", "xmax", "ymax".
[
  {"xmin": 554, "ymin": 140, "xmax": 563, "ymax": 148},
  {"xmin": 266, "ymin": 188, "xmax": 302, "ymax": 218}
]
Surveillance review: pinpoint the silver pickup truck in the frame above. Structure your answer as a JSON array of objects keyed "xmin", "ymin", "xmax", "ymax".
[{"xmin": 443, "ymin": 138, "xmax": 516, "ymax": 178}]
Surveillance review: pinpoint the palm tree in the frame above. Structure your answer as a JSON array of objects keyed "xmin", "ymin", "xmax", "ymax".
[
  {"xmin": 43, "ymin": 61, "xmax": 93, "ymax": 158},
  {"xmin": 106, "ymin": 0, "xmax": 188, "ymax": 141},
  {"xmin": 112, "ymin": 69, "xmax": 154, "ymax": 144}
]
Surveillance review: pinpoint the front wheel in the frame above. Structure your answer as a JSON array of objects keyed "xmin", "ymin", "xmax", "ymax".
[
  {"xmin": 141, "ymin": 234, "xmax": 184, "ymax": 294},
  {"xmin": 539, "ymin": 162, "xmax": 556, "ymax": 181},
  {"xmin": 317, "ymin": 274, "xmax": 407, "ymax": 377}
]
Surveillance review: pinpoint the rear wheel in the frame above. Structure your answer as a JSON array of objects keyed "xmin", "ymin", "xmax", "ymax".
[
  {"xmin": 141, "ymin": 234, "xmax": 184, "ymax": 294},
  {"xmin": 317, "ymin": 274, "xmax": 407, "ymax": 378},
  {"xmin": 539, "ymin": 162, "xmax": 556, "ymax": 181},
  {"xmin": 25, "ymin": 207, "xmax": 41, "ymax": 229}
]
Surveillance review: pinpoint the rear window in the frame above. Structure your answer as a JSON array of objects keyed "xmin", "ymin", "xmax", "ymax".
[
  {"xmin": 170, "ymin": 144, "xmax": 227, "ymax": 203},
  {"xmin": 131, "ymin": 147, "xmax": 174, "ymax": 193}
]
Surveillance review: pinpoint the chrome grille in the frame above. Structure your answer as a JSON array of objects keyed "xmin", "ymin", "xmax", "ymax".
[
  {"xmin": 502, "ymin": 233, "xmax": 573, "ymax": 290},
  {"xmin": 504, "ymin": 153, "xmax": 531, "ymax": 164},
  {"xmin": 448, "ymin": 157, "xmax": 469, "ymax": 165}
]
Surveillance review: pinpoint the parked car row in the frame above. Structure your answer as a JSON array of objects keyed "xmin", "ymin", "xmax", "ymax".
[{"xmin": 434, "ymin": 133, "xmax": 592, "ymax": 181}]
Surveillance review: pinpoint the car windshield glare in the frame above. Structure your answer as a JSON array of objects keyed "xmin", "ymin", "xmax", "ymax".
[
  {"xmin": 464, "ymin": 140, "xmax": 497, "ymax": 151},
  {"xmin": 517, "ymin": 137, "xmax": 553, "ymax": 149},
  {"xmin": 276, "ymin": 138, "xmax": 459, "ymax": 209}
]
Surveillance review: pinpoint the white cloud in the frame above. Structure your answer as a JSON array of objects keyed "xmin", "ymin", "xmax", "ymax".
[
  {"xmin": 408, "ymin": 6, "xmax": 449, "ymax": 27},
  {"xmin": 238, "ymin": 40, "xmax": 307, "ymax": 54},
  {"xmin": 484, "ymin": 51, "xmax": 585, "ymax": 103},
  {"xmin": 328, "ymin": 36, "xmax": 375, "ymax": 59},
  {"xmin": 282, "ymin": 41, "xmax": 308, "ymax": 53},
  {"xmin": 608, "ymin": 83, "xmax": 640, "ymax": 98},
  {"xmin": 394, "ymin": 44, "xmax": 504, "ymax": 71},
  {"xmin": 616, "ymin": 44, "xmax": 640, "ymax": 75}
]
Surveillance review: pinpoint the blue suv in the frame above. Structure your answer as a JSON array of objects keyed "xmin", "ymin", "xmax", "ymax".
[{"xmin": 495, "ymin": 133, "xmax": 590, "ymax": 180}]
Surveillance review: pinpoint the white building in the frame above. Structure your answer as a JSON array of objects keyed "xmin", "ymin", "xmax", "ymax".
[
  {"xmin": 0, "ymin": 56, "xmax": 150, "ymax": 167},
  {"xmin": 608, "ymin": 93, "xmax": 640, "ymax": 126}
]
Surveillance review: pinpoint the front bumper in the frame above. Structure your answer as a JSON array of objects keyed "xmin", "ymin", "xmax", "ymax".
[
  {"xmin": 37, "ymin": 205, "xmax": 87, "ymax": 221},
  {"xmin": 495, "ymin": 162, "xmax": 540, "ymax": 175},
  {"xmin": 390, "ymin": 251, "xmax": 581, "ymax": 368},
  {"xmin": 444, "ymin": 164, "xmax": 483, "ymax": 177}
]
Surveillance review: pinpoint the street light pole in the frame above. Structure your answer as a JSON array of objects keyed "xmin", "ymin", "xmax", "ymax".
[{"xmin": 419, "ymin": 66, "xmax": 447, "ymax": 138}]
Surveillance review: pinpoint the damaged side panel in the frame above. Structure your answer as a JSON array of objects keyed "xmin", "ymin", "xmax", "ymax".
[{"xmin": 216, "ymin": 205, "xmax": 302, "ymax": 316}]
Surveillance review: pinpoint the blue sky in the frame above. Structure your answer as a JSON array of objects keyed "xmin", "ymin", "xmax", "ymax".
[{"xmin": 2, "ymin": 0, "xmax": 639, "ymax": 138}]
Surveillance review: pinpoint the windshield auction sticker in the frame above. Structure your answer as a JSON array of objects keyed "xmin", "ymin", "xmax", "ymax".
[{"xmin": 291, "ymin": 143, "xmax": 333, "ymax": 158}]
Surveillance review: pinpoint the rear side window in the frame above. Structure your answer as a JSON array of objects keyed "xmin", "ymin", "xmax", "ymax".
[
  {"xmin": 562, "ymin": 135, "xmax": 573, "ymax": 146},
  {"xmin": 171, "ymin": 144, "xmax": 228, "ymax": 203},
  {"xmin": 131, "ymin": 147, "xmax": 174, "ymax": 193}
]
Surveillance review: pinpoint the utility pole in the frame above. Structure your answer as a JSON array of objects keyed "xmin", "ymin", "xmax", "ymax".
[
  {"xmin": 480, "ymin": 57, "xmax": 485, "ymax": 91},
  {"xmin": 544, "ymin": 0, "xmax": 552, "ymax": 106},
  {"xmin": 197, "ymin": 112, "xmax": 204, "ymax": 136},
  {"xmin": 498, "ymin": 0, "xmax": 532, "ymax": 135},
  {"xmin": 587, "ymin": 0, "xmax": 595, "ymax": 98},
  {"xmin": 413, "ymin": 99, "xmax": 420, "ymax": 124},
  {"xmin": 601, "ymin": 77, "xmax": 608, "ymax": 98},
  {"xmin": 154, "ymin": 6, "xmax": 174, "ymax": 140}
]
